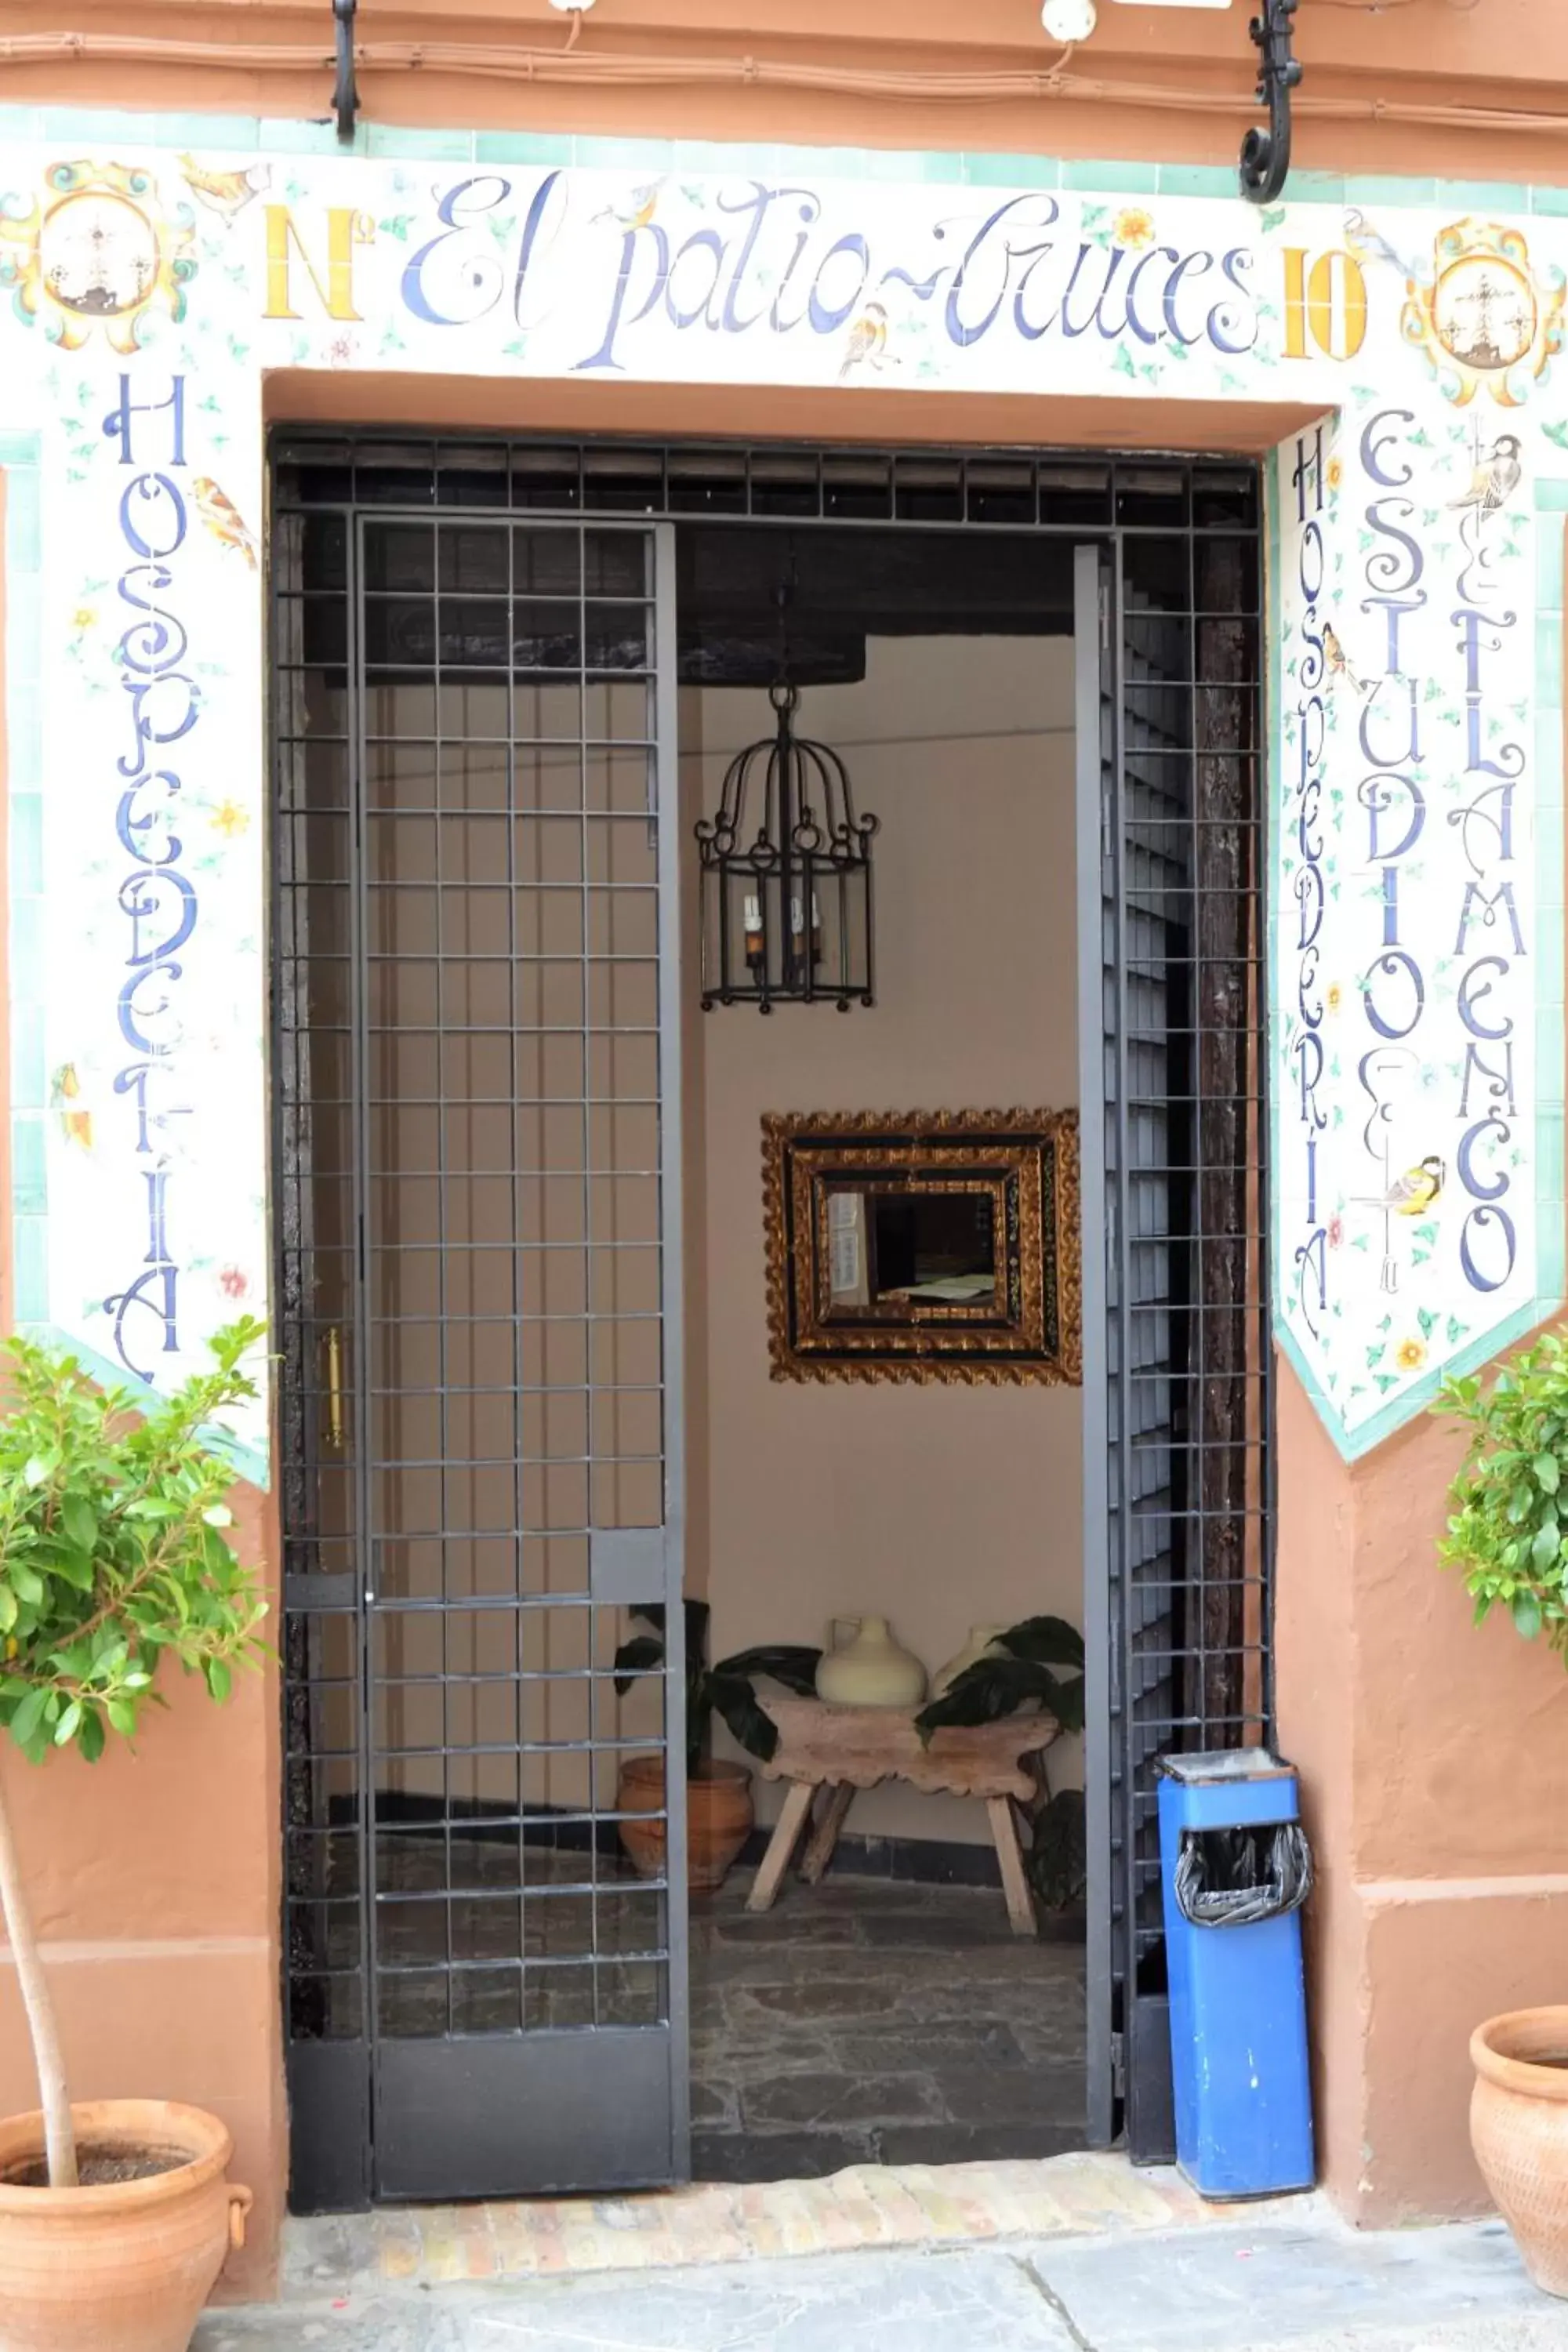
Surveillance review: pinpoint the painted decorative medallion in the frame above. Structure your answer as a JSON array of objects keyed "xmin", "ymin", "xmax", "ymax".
[{"xmin": 0, "ymin": 162, "xmax": 196, "ymax": 349}]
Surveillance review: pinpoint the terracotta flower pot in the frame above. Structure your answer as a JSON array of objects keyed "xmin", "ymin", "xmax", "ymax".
[
  {"xmin": 0, "ymin": 2099, "xmax": 251, "ymax": 2352},
  {"xmin": 617, "ymin": 1755, "xmax": 753, "ymax": 1893},
  {"xmin": 1470, "ymin": 2009, "xmax": 1568, "ymax": 2296}
]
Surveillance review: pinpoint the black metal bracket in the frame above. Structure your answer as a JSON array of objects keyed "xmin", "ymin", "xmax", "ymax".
[
  {"xmin": 333, "ymin": 0, "xmax": 359, "ymax": 143},
  {"xmin": 1240, "ymin": 0, "xmax": 1302, "ymax": 206}
]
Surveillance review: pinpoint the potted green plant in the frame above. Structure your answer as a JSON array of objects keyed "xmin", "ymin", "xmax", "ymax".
[
  {"xmin": 916, "ymin": 1613, "xmax": 1087, "ymax": 1930},
  {"xmin": 0, "ymin": 1320, "xmax": 269, "ymax": 2352},
  {"xmin": 612, "ymin": 1600, "xmax": 820, "ymax": 1890},
  {"xmin": 1436, "ymin": 1332, "xmax": 1568, "ymax": 2296}
]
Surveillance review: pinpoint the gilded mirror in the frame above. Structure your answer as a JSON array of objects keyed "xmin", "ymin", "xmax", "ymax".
[{"xmin": 762, "ymin": 1109, "xmax": 1081, "ymax": 1386}]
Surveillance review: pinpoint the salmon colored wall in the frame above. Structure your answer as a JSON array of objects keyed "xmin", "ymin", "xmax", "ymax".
[
  {"xmin": 2, "ymin": 10, "xmax": 1567, "ymax": 2270},
  {"xmin": 1276, "ymin": 1364, "xmax": 1568, "ymax": 2224},
  {"xmin": 685, "ymin": 635, "xmax": 1083, "ymax": 1844},
  {"xmin": 2, "ymin": 0, "xmax": 1567, "ymax": 187},
  {"xmin": 0, "ymin": 1483, "xmax": 285, "ymax": 2300}
]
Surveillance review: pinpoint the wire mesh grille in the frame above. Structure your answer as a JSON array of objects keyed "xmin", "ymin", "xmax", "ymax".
[
  {"xmin": 276, "ymin": 495, "xmax": 675, "ymax": 2082},
  {"xmin": 1098, "ymin": 520, "xmax": 1271, "ymax": 2136}
]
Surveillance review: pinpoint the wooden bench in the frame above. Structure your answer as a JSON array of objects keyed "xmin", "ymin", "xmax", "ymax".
[{"xmin": 746, "ymin": 1694, "xmax": 1061, "ymax": 1936}]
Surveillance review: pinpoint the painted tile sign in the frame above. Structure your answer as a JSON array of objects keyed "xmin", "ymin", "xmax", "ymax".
[
  {"xmin": 0, "ymin": 139, "xmax": 1559, "ymax": 1473},
  {"xmin": 1276, "ymin": 210, "xmax": 1564, "ymax": 1454}
]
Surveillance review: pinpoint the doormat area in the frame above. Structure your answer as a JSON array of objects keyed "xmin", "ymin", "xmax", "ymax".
[{"xmin": 281, "ymin": 2154, "xmax": 1323, "ymax": 2294}]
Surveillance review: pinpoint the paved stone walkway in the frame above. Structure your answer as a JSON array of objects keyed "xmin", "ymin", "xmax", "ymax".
[
  {"xmin": 193, "ymin": 2154, "xmax": 1568, "ymax": 2350},
  {"xmin": 688, "ymin": 1874, "xmax": 1085, "ymax": 2180}
]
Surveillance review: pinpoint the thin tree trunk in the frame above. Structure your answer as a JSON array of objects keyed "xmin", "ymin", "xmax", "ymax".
[{"xmin": 0, "ymin": 1765, "xmax": 78, "ymax": 2187}]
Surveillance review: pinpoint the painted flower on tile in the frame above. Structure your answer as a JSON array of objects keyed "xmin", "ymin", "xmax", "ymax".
[
  {"xmin": 1327, "ymin": 982, "xmax": 1342, "ymax": 1014},
  {"xmin": 1113, "ymin": 208, "xmax": 1156, "ymax": 252},
  {"xmin": 218, "ymin": 1265, "xmax": 251, "ymax": 1300},
  {"xmin": 1327, "ymin": 456, "xmax": 1345, "ymax": 492},
  {"xmin": 211, "ymin": 799, "xmax": 250, "ymax": 838},
  {"xmin": 1327, "ymin": 1216, "xmax": 1344, "ymax": 1250},
  {"xmin": 1396, "ymin": 1336, "xmax": 1427, "ymax": 1373},
  {"xmin": 70, "ymin": 604, "xmax": 96, "ymax": 633}
]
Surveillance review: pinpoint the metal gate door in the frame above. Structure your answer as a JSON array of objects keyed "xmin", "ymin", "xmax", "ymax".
[
  {"xmin": 1075, "ymin": 509, "xmax": 1272, "ymax": 2161},
  {"xmin": 274, "ymin": 485, "xmax": 687, "ymax": 2208}
]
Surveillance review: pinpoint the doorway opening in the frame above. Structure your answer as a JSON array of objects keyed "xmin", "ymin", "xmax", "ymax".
[{"xmin": 270, "ymin": 434, "xmax": 1271, "ymax": 2209}]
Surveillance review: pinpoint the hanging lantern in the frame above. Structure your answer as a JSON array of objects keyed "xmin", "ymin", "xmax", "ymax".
[{"xmin": 695, "ymin": 678, "xmax": 877, "ymax": 1012}]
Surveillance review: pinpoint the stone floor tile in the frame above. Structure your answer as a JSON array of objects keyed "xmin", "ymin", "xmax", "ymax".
[
  {"xmin": 730, "ymin": 1974, "xmax": 898, "ymax": 2018},
  {"xmin": 835, "ymin": 2021, "xmax": 1029, "ymax": 2073},
  {"xmin": 880, "ymin": 2122, "xmax": 1089, "ymax": 2168},
  {"xmin": 927, "ymin": 2061, "xmax": 1087, "ymax": 2126},
  {"xmin": 707, "ymin": 1910, "xmax": 863, "ymax": 1946},
  {"xmin": 690, "ymin": 2127, "xmax": 877, "ymax": 2182},
  {"xmin": 459, "ymin": 2246, "xmax": 1080, "ymax": 2348},
  {"xmin": 741, "ymin": 2069, "xmax": 946, "ymax": 2129},
  {"xmin": 1031, "ymin": 2216, "xmax": 1544, "ymax": 2352}
]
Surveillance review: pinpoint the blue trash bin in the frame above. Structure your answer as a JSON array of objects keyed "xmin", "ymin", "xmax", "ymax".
[{"xmin": 1156, "ymin": 1749, "xmax": 1315, "ymax": 2199}]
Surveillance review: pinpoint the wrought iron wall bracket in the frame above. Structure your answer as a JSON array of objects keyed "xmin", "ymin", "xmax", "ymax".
[
  {"xmin": 333, "ymin": 0, "xmax": 359, "ymax": 143},
  {"xmin": 1240, "ymin": 0, "xmax": 1301, "ymax": 206}
]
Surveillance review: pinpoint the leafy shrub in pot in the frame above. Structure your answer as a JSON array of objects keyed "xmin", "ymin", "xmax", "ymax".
[
  {"xmin": 612, "ymin": 1600, "xmax": 820, "ymax": 1890},
  {"xmin": 0, "ymin": 1321, "xmax": 268, "ymax": 2352},
  {"xmin": 1437, "ymin": 1334, "xmax": 1568, "ymax": 2295}
]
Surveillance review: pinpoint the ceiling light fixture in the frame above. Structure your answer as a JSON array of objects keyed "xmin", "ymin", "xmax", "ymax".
[{"xmin": 1041, "ymin": 0, "xmax": 1097, "ymax": 38}]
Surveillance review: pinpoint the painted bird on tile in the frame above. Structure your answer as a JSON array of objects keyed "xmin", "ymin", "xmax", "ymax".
[
  {"xmin": 839, "ymin": 301, "xmax": 889, "ymax": 380},
  {"xmin": 1356, "ymin": 1156, "xmax": 1446, "ymax": 1217},
  {"xmin": 50, "ymin": 1063, "xmax": 92, "ymax": 1152},
  {"xmin": 178, "ymin": 155, "xmax": 271, "ymax": 227},
  {"xmin": 1450, "ymin": 434, "xmax": 1523, "ymax": 517},
  {"xmin": 1321, "ymin": 622, "xmax": 1367, "ymax": 696},
  {"xmin": 190, "ymin": 477, "xmax": 259, "ymax": 570},
  {"xmin": 592, "ymin": 179, "xmax": 664, "ymax": 232}
]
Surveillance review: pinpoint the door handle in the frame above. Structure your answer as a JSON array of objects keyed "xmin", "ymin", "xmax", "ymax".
[{"xmin": 325, "ymin": 1325, "xmax": 345, "ymax": 1451}]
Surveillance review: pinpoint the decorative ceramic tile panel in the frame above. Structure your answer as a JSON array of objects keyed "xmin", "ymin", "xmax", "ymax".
[{"xmin": 0, "ymin": 134, "xmax": 1559, "ymax": 1472}]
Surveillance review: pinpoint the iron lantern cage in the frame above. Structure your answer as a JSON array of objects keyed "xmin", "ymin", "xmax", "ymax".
[{"xmin": 695, "ymin": 679, "xmax": 878, "ymax": 1012}]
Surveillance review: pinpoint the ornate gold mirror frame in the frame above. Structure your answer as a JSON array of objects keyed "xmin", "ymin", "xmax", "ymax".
[{"xmin": 762, "ymin": 1109, "xmax": 1081, "ymax": 1387}]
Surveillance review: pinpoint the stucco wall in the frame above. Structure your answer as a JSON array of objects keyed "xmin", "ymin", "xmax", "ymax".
[
  {"xmin": 683, "ymin": 632, "xmax": 1083, "ymax": 1842},
  {"xmin": 1276, "ymin": 1363, "xmax": 1568, "ymax": 2224},
  {"xmin": 0, "ymin": 1486, "xmax": 284, "ymax": 2301}
]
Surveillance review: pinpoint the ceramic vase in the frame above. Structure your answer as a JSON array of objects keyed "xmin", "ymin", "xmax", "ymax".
[
  {"xmin": 0, "ymin": 2100, "xmax": 252, "ymax": 2352},
  {"xmin": 1469, "ymin": 2007, "xmax": 1568, "ymax": 2296},
  {"xmin": 931, "ymin": 1623, "xmax": 1011, "ymax": 1697},
  {"xmin": 815, "ymin": 1617, "xmax": 927, "ymax": 1709}
]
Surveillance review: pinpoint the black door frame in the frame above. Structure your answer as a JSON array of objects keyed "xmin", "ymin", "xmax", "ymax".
[{"xmin": 270, "ymin": 431, "xmax": 1272, "ymax": 2203}]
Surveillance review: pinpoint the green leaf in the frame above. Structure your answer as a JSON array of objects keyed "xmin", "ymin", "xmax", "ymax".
[
  {"xmin": 713, "ymin": 1645, "xmax": 822, "ymax": 1697},
  {"xmin": 1532, "ymin": 1519, "xmax": 1561, "ymax": 1573},
  {"xmin": 78, "ymin": 1707, "xmax": 105, "ymax": 1764},
  {"xmin": 205, "ymin": 1659, "xmax": 232, "ymax": 1704},
  {"xmin": 22, "ymin": 1456, "xmax": 50, "ymax": 1490},
  {"xmin": 9, "ymin": 1563, "xmax": 44, "ymax": 1606},
  {"xmin": 915, "ymin": 1654, "xmax": 1085, "ymax": 1743},
  {"xmin": 999, "ymin": 1617, "xmax": 1086, "ymax": 1672},
  {"xmin": 1537, "ymin": 1454, "xmax": 1561, "ymax": 1495},
  {"xmin": 612, "ymin": 1635, "xmax": 665, "ymax": 1697},
  {"xmin": 60, "ymin": 1495, "xmax": 97, "ymax": 1552},
  {"xmin": 707, "ymin": 1672, "xmax": 779, "ymax": 1762},
  {"xmin": 9, "ymin": 1689, "xmax": 45, "ymax": 1748},
  {"xmin": 53, "ymin": 1700, "xmax": 82, "ymax": 1748},
  {"xmin": 1513, "ymin": 1591, "xmax": 1544, "ymax": 1642}
]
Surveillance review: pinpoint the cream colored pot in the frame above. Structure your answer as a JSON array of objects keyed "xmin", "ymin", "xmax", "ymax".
[
  {"xmin": 931, "ymin": 1624, "xmax": 1011, "ymax": 1697},
  {"xmin": 815, "ymin": 1617, "xmax": 927, "ymax": 1708}
]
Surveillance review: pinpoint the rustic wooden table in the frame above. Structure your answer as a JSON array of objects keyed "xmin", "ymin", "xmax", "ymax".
[{"xmin": 746, "ymin": 1695, "xmax": 1061, "ymax": 1936}]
